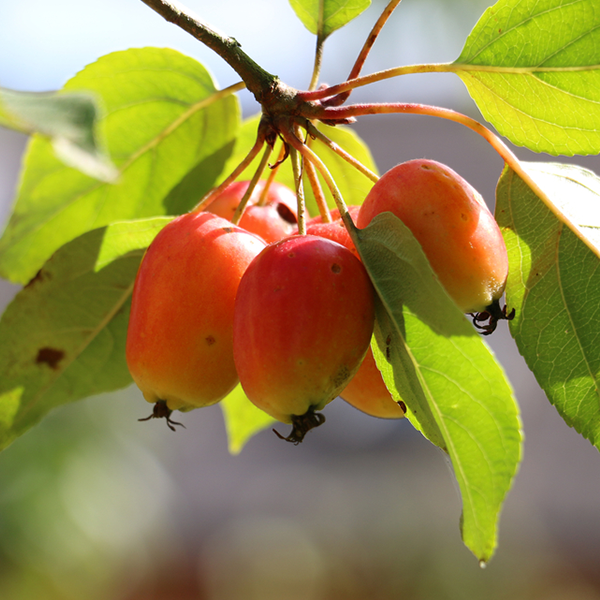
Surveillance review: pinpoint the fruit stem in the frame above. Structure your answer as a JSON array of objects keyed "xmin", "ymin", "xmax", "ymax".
[
  {"xmin": 315, "ymin": 100, "xmax": 596, "ymax": 240},
  {"xmin": 289, "ymin": 141, "xmax": 307, "ymax": 235},
  {"xmin": 323, "ymin": 0, "xmax": 404, "ymax": 107},
  {"xmin": 308, "ymin": 1, "xmax": 327, "ymax": 91},
  {"xmin": 284, "ymin": 128, "xmax": 351, "ymax": 224},
  {"xmin": 192, "ymin": 120, "xmax": 267, "ymax": 212},
  {"xmin": 306, "ymin": 121, "xmax": 379, "ymax": 183},
  {"xmin": 232, "ymin": 143, "xmax": 273, "ymax": 225},
  {"xmin": 256, "ymin": 143, "xmax": 287, "ymax": 206},
  {"xmin": 304, "ymin": 158, "xmax": 332, "ymax": 223},
  {"xmin": 298, "ymin": 63, "xmax": 448, "ymax": 102},
  {"xmin": 317, "ymin": 101, "xmax": 528, "ymax": 174}
]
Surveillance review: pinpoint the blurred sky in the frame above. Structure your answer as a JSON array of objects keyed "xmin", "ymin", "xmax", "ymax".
[
  {"xmin": 2, "ymin": 1, "xmax": 600, "ymax": 599},
  {"xmin": 0, "ymin": 0, "xmax": 481, "ymax": 108}
]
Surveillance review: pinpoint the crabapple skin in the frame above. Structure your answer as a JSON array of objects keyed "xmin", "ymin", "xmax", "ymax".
[
  {"xmin": 357, "ymin": 159, "xmax": 509, "ymax": 313},
  {"xmin": 304, "ymin": 205, "xmax": 361, "ymax": 260},
  {"xmin": 340, "ymin": 348, "xmax": 405, "ymax": 419},
  {"xmin": 233, "ymin": 235, "xmax": 376, "ymax": 424},
  {"xmin": 126, "ymin": 212, "xmax": 266, "ymax": 412},
  {"xmin": 205, "ymin": 180, "xmax": 298, "ymax": 243}
]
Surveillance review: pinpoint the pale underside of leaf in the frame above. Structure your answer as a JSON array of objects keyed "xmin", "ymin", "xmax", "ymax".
[
  {"xmin": 348, "ymin": 214, "xmax": 522, "ymax": 562},
  {"xmin": 0, "ymin": 86, "xmax": 117, "ymax": 181},
  {"xmin": 496, "ymin": 163, "xmax": 600, "ymax": 448}
]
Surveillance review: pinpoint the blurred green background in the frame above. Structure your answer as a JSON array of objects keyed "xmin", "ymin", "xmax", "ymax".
[{"xmin": 1, "ymin": 0, "xmax": 600, "ymax": 598}]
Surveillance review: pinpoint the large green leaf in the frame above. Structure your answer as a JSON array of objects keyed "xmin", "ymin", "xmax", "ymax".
[
  {"xmin": 217, "ymin": 114, "xmax": 377, "ymax": 216},
  {"xmin": 0, "ymin": 47, "xmax": 240, "ymax": 285},
  {"xmin": 496, "ymin": 162, "xmax": 600, "ymax": 448},
  {"xmin": 0, "ymin": 217, "xmax": 171, "ymax": 451},
  {"xmin": 289, "ymin": 0, "xmax": 371, "ymax": 38},
  {"xmin": 348, "ymin": 214, "xmax": 522, "ymax": 563},
  {"xmin": 0, "ymin": 87, "xmax": 117, "ymax": 182},
  {"xmin": 454, "ymin": 0, "xmax": 600, "ymax": 155}
]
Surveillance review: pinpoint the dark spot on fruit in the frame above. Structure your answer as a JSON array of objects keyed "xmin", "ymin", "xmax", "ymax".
[
  {"xmin": 276, "ymin": 203, "xmax": 297, "ymax": 224},
  {"xmin": 331, "ymin": 263, "xmax": 341, "ymax": 274},
  {"xmin": 25, "ymin": 269, "xmax": 48, "ymax": 289},
  {"xmin": 36, "ymin": 347, "xmax": 65, "ymax": 370},
  {"xmin": 287, "ymin": 252, "xmax": 295, "ymax": 258},
  {"xmin": 221, "ymin": 226, "xmax": 234, "ymax": 233},
  {"xmin": 332, "ymin": 364, "xmax": 351, "ymax": 388},
  {"xmin": 206, "ymin": 335, "xmax": 216, "ymax": 346},
  {"xmin": 398, "ymin": 401, "xmax": 407, "ymax": 412}
]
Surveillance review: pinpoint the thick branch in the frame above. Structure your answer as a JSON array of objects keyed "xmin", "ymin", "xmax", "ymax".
[{"xmin": 140, "ymin": 0, "xmax": 278, "ymax": 101}]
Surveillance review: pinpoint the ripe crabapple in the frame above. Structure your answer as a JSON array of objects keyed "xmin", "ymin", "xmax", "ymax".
[
  {"xmin": 233, "ymin": 234, "xmax": 376, "ymax": 443},
  {"xmin": 304, "ymin": 205, "xmax": 361, "ymax": 260},
  {"xmin": 126, "ymin": 212, "xmax": 266, "ymax": 425},
  {"xmin": 205, "ymin": 179, "xmax": 298, "ymax": 243},
  {"xmin": 304, "ymin": 208, "xmax": 404, "ymax": 419},
  {"xmin": 357, "ymin": 159, "xmax": 510, "ymax": 329}
]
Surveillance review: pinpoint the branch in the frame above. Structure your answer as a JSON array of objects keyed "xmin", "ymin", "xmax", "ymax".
[{"xmin": 140, "ymin": 0, "xmax": 278, "ymax": 101}]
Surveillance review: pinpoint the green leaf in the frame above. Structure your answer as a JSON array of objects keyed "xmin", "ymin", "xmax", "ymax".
[
  {"xmin": 220, "ymin": 385, "xmax": 275, "ymax": 454},
  {"xmin": 289, "ymin": 0, "xmax": 371, "ymax": 38},
  {"xmin": 496, "ymin": 162, "xmax": 600, "ymax": 448},
  {"xmin": 0, "ymin": 217, "xmax": 171, "ymax": 451},
  {"xmin": 0, "ymin": 47, "xmax": 240, "ymax": 285},
  {"xmin": 349, "ymin": 214, "xmax": 522, "ymax": 563},
  {"xmin": 454, "ymin": 0, "xmax": 600, "ymax": 155},
  {"xmin": 0, "ymin": 87, "xmax": 117, "ymax": 182},
  {"xmin": 219, "ymin": 114, "xmax": 377, "ymax": 215}
]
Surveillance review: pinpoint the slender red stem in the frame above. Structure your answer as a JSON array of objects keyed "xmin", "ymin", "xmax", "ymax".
[
  {"xmin": 289, "ymin": 131, "xmax": 308, "ymax": 235},
  {"xmin": 298, "ymin": 63, "xmax": 447, "ymax": 102},
  {"xmin": 256, "ymin": 143, "xmax": 287, "ymax": 206},
  {"xmin": 283, "ymin": 128, "xmax": 350, "ymax": 222},
  {"xmin": 231, "ymin": 143, "xmax": 273, "ymax": 225},
  {"xmin": 304, "ymin": 158, "xmax": 332, "ymax": 223},
  {"xmin": 192, "ymin": 122, "xmax": 266, "ymax": 212},
  {"xmin": 324, "ymin": 0, "xmax": 404, "ymax": 106},
  {"xmin": 306, "ymin": 121, "xmax": 379, "ymax": 183}
]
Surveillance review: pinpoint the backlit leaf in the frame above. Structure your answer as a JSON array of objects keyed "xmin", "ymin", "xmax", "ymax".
[
  {"xmin": 220, "ymin": 385, "xmax": 274, "ymax": 454},
  {"xmin": 0, "ymin": 48, "xmax": 239, "ymax": 284},
  {"xmin": 454, "ymin": 0, "xmax": 600, "ymax": 155},
  {"xmin": 289, "ymin": 0, "xmax": 371, "ymax": 38}
]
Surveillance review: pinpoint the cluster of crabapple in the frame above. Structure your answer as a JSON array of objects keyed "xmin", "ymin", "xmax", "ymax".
[{"xmin": 125, "ymin": 159, "xmax": 510, "ymax": 441}]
